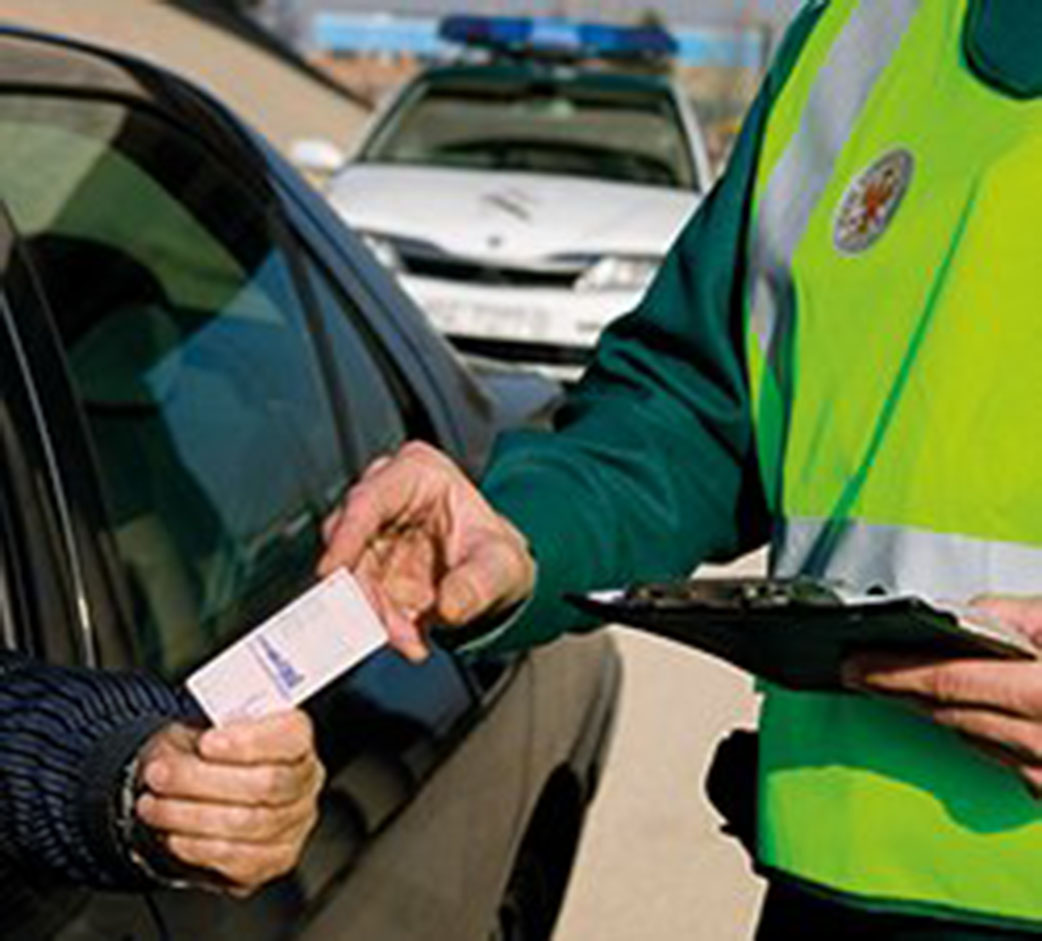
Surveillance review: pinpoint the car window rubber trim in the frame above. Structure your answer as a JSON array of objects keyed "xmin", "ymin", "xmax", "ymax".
[{"xmin": 0, "ymin": 290, "xmax": 96, "ymax": 665}]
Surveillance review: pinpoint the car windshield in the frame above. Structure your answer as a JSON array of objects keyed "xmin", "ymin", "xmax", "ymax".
[{"xmin": 361, "ymin": 73, "xmax": 696, "ymax": 190}]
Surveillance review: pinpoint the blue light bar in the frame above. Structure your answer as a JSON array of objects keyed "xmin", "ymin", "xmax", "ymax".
[{"xmin": 438, "ymin": 15, "xmax": 678, "ymax": 62}]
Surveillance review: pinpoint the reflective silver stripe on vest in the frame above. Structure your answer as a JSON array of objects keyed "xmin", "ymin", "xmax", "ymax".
[
  {"xmin": 773, "ymin": 517, "xmax": 1042, "ymax": 600},
  {"xmin": 747, "ymin": 0, "xmax": 921, "ymax": 359}
]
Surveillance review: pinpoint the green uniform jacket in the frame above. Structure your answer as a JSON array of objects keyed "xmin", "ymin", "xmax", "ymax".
[{"xmin": 478, "ymin": 0, "xmax": 1042, "ymax": 654}]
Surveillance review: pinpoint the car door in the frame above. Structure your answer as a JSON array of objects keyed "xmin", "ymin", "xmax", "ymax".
[{"xmin": 0, "ymin": 75, "xmax": 489, "ymax": 940}]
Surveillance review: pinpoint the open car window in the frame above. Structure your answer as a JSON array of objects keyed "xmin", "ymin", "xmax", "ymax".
[{"xmin": 0, "ymin": 95, "xmax": 356, "ymax": 678}]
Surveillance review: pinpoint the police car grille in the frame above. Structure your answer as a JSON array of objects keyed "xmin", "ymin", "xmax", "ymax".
[
  {"xmin": 401, "ymin": 252, "xmax": 579, "ymax": 288},
  {"xmin": 448, "ymin": 334, "xmax": 591, "ymax": 366}
]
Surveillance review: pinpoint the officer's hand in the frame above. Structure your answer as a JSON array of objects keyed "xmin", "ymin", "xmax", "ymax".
[
  {"xmin": 318, "ymin": 441, "xmax": 536, "ymax": 662},
  {"xmin": 844, "ymin": 596, "xmax": 1042, "ymax": 796},
  {"xmin": 135, "ymin": 710, "xmax": 324, "ymax": 893}
]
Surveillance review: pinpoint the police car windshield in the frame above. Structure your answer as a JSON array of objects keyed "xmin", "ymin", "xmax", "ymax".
[{"xmin": 361, "ymin": 74, "xmax": 696, "ymax": 190}]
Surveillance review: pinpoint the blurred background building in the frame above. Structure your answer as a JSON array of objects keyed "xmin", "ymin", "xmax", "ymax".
[
  {"xmin": 278, "ymin": 0, "xmax": 798, "ymax": 29},
  {"xmin": 0, "ymin": 0, "xmax": 370, "ymax": 155},
  {"xmin": 0, "ymin": 0, "xmax": 801, "ymax": 168}
]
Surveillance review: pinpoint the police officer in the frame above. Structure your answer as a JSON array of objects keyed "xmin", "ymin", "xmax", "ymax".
[{"xmin": 321, "ymin": 0, "xmax": 1042, "ymax": 935}]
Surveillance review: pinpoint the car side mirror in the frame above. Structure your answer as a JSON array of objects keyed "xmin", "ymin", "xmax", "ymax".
[{"xmin": 289, "ymin": 138, "xmax": 346, "ymax": 184}]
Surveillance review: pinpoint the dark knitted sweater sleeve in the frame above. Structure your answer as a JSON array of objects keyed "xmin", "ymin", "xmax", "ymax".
[{"xmin": 0, "ymin": 652, "xmax": 191, "ymax": 889}]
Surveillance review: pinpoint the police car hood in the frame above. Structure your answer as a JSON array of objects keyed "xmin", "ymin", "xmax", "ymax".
[{"xmin": 327, "ymin": 164, "xmax": 697, "ymax": 259}]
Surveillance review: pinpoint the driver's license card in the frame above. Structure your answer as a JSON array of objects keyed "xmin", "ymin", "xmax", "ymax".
[{"xmin": 186, "ymin": 569, "xmax": 387, "ymax": 725}]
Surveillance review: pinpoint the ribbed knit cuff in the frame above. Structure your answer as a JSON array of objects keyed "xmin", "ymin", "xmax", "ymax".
[{"xmin": 79, "ymin": 713, "xmax": 174, "ymax": 889}]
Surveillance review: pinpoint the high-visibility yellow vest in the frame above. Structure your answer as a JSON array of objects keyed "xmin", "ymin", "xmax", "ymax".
[{"xmin": 746, "ymin": 0, "xmax": 1042, "ymax": 926}]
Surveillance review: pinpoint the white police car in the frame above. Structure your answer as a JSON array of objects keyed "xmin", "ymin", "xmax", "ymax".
[{"xmin": 326, "ymin": 16, "xmax": 711, "ymax": 382}]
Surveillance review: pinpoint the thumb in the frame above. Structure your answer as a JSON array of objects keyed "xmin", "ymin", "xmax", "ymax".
[
  {"xmin": 138, "ymin": 722, "xmax": 202, "ymax": 791},
  {"xmin": 145, "ymin": 721, "xmax": 202, "ymax": 759},
  {"xmin": 437, "ymin": 538, "xmax": 533, "ymax": 626},
  {"xmin": 971, "ymin": 594, "xmax": 1042, "ymax": 644}
]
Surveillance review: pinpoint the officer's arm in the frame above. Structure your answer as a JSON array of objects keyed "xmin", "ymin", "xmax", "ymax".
[
  {"xmin": 473, "ymin": 5, "xmax": 829, "ymax": 653},
  {"xmin": 319, "ymin": 5, "xmax": 828, "ymax": 658},
  {"xmin": 476, "ymin": 141, "xmax": 765, "ymax": 648},
  {"xmin": 318, "ymin": 108, "xmax": 776, "ymax": 658}
]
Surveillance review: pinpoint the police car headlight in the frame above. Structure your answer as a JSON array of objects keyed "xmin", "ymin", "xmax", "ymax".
[
  {"xmin": 359, "ymin": 232, "xmax": 403, "ymax": 273},
  {"xmin": 575, "ymin": 255, "xmax": 660, "ymax": 292}
]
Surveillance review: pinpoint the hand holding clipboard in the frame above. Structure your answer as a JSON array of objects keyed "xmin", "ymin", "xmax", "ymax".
[{"xmin": 567, "ymin": 577, "xmax": 1037, "ymax": 691}]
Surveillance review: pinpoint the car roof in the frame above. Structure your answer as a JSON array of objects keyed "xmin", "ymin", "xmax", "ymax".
[{"xmin": 414, "ymin": 61, "xmax": 677, "ymax": 95}]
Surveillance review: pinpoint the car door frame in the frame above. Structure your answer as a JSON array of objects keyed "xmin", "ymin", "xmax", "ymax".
[{"xmin": 0, "ymin": 203, "xmax": 126, "ymax": 666}]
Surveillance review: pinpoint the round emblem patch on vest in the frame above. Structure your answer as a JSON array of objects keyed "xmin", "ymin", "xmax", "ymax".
[{"xmin": 833, "ymin": 149, "xmax": 914, "ymax": 254}]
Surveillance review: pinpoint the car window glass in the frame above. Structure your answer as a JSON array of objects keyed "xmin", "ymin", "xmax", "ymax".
[
  {"xmin": 0, "ymin": 96, "xmax": 352, "ymax": 678},
  {"xmin": 362, "ymin": 75, "xmax": 695, "ymax": 190},
  {"xmin": 300, "ymin": 255, "xmax": 408, "ymax": 460}
]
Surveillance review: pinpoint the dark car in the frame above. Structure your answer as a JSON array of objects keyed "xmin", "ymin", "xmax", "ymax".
[{"xmin": 0, "ymin": 29, "xmax": 619, "ymax": 941}]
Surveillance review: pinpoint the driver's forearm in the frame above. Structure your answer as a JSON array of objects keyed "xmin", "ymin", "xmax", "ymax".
[{"xmin": 0, "ymin": 652, "xmax": 189, "ymax": 888}]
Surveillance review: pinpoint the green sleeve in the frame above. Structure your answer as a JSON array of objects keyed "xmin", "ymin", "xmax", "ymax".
[{"xmin": 476, "ymin": 4, "xmax": 826, "ymax": 652}]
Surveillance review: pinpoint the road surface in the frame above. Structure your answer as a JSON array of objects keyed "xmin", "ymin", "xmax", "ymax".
[{"xmin": 555, "ymin": 553, "xmax": 767, "ymax": 941}]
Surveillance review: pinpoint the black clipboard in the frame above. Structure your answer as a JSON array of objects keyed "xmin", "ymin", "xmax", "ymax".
[{"xmin": 566, "ymin": 577, "xmax": 1037, "ymax": 691}]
